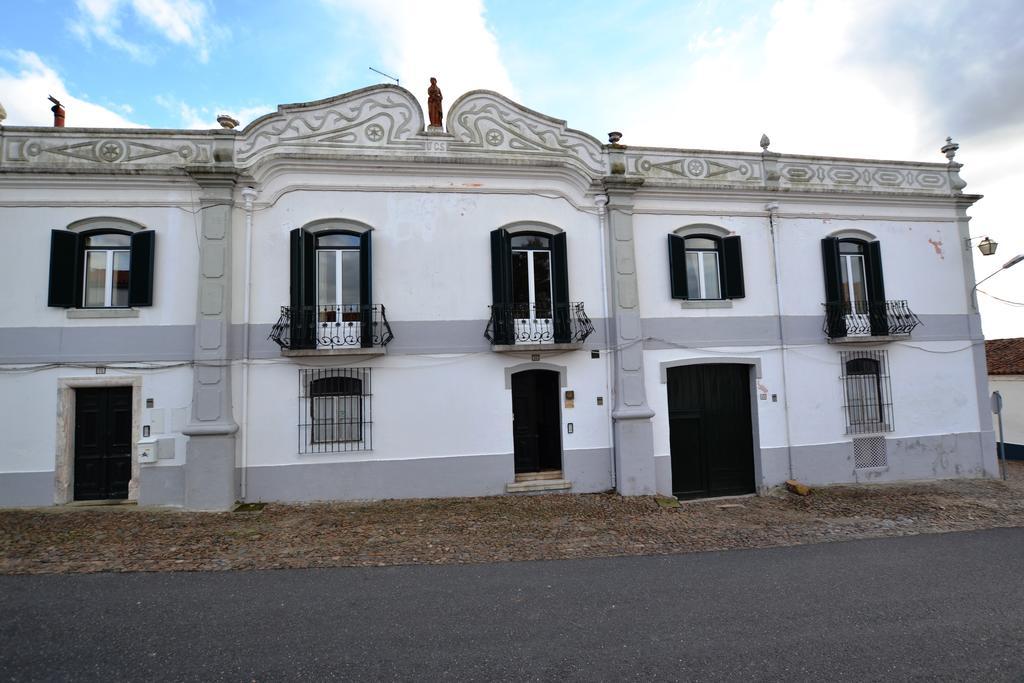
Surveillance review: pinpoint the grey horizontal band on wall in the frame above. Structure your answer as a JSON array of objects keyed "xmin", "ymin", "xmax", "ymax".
[
  {"xmin": 0, "ymin": 325, "xmax": 196, "ymax": 364},
  {"xmin": 239, "ymin": 318, "xmax": 612, "ymax": 359},
  {"xmin": 643, "ymin": 313, "xmax": 979, "ymax": 349},
  {"xmin": 0, "ymin": 314, "xmax": 978, "ymax": 364}
]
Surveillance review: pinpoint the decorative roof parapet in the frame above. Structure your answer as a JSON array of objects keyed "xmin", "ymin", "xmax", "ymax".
[
  {"xmin": 445, "ymin": 90, "xmax": 605, "ymax": 175},
  {"xmin": 626, "ymin": 146, "xmax": 955, "ymax": 195},
  {"xmin": 0, "ymin": 84, "xmax": 964, "ymax": 198},
  {"xmin": 235, "ymin": 84, "xmax": 426, "ymax": 163},
  {"xmin": 1, "ymin": 126, "xmax": 232, "ymax": 167}
]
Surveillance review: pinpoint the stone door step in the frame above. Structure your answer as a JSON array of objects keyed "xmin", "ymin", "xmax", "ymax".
[
  {"xmin": 505, "ymin": 479, "xmax": 572, "ymax": 493},
  {"xmin": 514, "ymin": 470, "xmax": 564, "ymax": 482}
]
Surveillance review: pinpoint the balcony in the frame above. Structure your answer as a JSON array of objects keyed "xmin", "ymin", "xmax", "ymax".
[
  {"xmin": 484, "ymin": 302, "xmax": 594, "ymax": 351},
  {"xmin": 823, "ymin": 300, "xmax": 921, "ymax": 341},
  {"xmin": 269, "ymin": 304, "xmax": 394, "ymax": 355}
]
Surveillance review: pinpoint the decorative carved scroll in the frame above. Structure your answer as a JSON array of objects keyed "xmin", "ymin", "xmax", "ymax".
[
  {"xmin": 236, "ymin": 85, "xmax": 425, "ymax": 163},
  {"xmin": 446, "ymin": 91, "xmax": 605, "ymax": 174}
]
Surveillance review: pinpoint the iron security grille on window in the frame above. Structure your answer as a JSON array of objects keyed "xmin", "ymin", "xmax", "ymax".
[
  {"xmin": 298, "ymin": 368, "xmax": 372, "ymax": 453},
  {"xmin": 840, "ymin": 350, "xmax": 894, "ymax": 435},
  {"xmin": 823, "ymin": 300, "xmax": 921, "ymax": 338},
  {"xmin": 484, "ymin": 302, "xmax": 594, "ymax": 345},
  {"xmin": 269, "ymin": 305, "xmax": 394, "ymax": 350}
]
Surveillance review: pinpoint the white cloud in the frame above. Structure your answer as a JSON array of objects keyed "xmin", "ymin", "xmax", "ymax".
[
  {"xmin": 583, "ymin": 0, "xmax": 1024, "ymax": 336},
  {"xmin": 155, "ymin": 94, "xmax": 271, "ymax": 129},
  {"xmin": 71, "ymin": 0, "xmax": 222, "ymax": 63},
  {"xmin": 0, "ymin": 50, "xmax": 142, "ymax": 127},
  {"xmin": 321, "ymin": 0, "xmax": 516, "ymax": 116}
]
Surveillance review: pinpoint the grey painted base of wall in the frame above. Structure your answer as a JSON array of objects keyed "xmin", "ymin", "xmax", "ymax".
[
  {"xmin": 4, "ymin": 433, "xmax": 995, "ymax": 507},
  {"xmin": 654, "ymin": 431, "xmax": 993, "ymax": 495},
  {"xmin": 562, "ymin": 448, "xmax": 614, "ymax": 494},
  {"xmin": 244, "ymin": 448, "xmax": 614, "ymax": 503},
  {"xmin": 614, "ymin": 419, "xmax": 656, "ymax": 495},
  {"xmin": 138, "ymin": 465, "xmax": 185, "ymax": 507},
  {"xmin": 1, "ymin": 449, "xmax": 614, "ymax": 508},
  {"xmin": 0, "ymin": 471, "xmax": 54, "ymax": 507},
  {"xmin": 184, "ymin": 434, "xmax": 238, "ymax": 510},
  {"xmin": 244, "ymin": 453, "xmax": 512, "ymax": 502},
  {"xmin": 771, "ymin": 431, "xmax": 990, "ymax": 486}
]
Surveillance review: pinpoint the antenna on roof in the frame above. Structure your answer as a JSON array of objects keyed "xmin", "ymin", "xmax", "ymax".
[{"xmin": 369, "ymin": 67, "xmax": 399, "ymax": 86}]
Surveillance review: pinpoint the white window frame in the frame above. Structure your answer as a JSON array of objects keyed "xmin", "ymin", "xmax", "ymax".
[
  {"xmin": 684, "ymin": 242, "xmax": 721, "ymax": 300},
  {"xmin": 316, "ymin": 247, "xmax": 361, "ymax": 347},
  {"xmin": 512, "ymin": 248, "xmax": 553, "ymax": 319},
  {"xmin": 82, "ymin": 247, "xmax": 131, "ymax": 308}
]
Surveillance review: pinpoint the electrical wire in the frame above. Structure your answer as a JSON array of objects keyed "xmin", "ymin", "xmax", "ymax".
[{"xmin": 977, "ymin": 289, "xmax": 1024, "ymax": 307}]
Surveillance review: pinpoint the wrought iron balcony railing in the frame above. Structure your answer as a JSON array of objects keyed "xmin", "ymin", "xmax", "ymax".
[
  {"xmin": 269, "ymin": 304, "xmax": 394, "ymax": 350},
  {"xmin": 823, "ymin": 299, "xmax": 921, "ymax": 339},
  {"xmin": 484, "ymin": 302, "xmax": 594, "ymax": 346}
]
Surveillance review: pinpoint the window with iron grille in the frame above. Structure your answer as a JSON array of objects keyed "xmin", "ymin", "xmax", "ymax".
[
  {"xmin": 299, "ymin": 368, "xmax": 372, "ymax": 453},
  {"xmin": 840, "ymin": 350, "xmax": 894, "ymax": 434}
]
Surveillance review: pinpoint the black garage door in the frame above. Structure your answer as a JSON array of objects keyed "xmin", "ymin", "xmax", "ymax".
[{"xmin": 667, "ymin": 364, "xmax": 755, "ymax": 499}]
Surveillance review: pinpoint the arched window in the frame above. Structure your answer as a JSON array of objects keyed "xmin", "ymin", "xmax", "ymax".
[
  {"xmin": 821, "ymin": 236, "xmax": 886, "ymax": 337},
  {"xmin": 510, "ymin": 233, "xmax": 553, "ymax": 320},
  {"xmin": 300, "ymin": 368, "xmax": 372, "ymax": 452},
  {"xmin": 289, "ymin": 226, "xmax": 372, "ymax": 349},
  {"xmin": 47, "ymin": 221, "xmax": 155, "ymax": 308},
  {"xmin": 668, "ymin": 230, "xmax": 744, "ymax": 300},
  {"xmin": 841, "ymin": 351, "xmax": 893, "ymax": 433},
  {"xmin": 489, "ymin": 226, "xmax": 572, "ymax": 344}
]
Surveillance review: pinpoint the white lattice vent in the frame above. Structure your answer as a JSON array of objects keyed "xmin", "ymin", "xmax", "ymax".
[{"xmin": 853, "ymin": 436, "xmax": 887, "ymax": 469}]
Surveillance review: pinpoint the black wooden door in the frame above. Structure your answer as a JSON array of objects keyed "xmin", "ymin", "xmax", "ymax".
[
  {"xmin": 74, "ymin": 387, "xmax": 132, "ymax": 501},
  {"xmin": 511, "ymin": 370, "xmax": 562, "ymax": 473},
  {"xmin": 667, "ymin": 364, "xmax": 755, "ymax": 499}
]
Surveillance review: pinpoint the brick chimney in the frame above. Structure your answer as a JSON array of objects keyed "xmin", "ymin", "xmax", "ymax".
[{"xmin": 48, "ymin": 95, "xmax": 65, "ymax": 127}]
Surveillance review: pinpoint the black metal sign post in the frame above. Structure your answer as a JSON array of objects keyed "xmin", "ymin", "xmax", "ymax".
[{"xmin": 992, "ymin": 391, "xmax": 1007, "ymax": 481}]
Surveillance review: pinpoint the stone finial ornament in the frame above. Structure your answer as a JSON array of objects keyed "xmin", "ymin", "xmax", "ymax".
[
  {"xmin": 760, "ymin": 133, "xmax": 770, "ymax": 151},
  {"xmin": 217, "ymin": 114, "xmax": 240, "ymax": 130},
  {"xmin": 0, "ymin": 101, "xmax": 6, "ymax": 123},
  {"xmin": 941, "ymin": 136, "xmax": 967, "ymax": 193},
  {"xmin": 941, "ymin": 136, "xmax": 959, "ymax": 162},
  {"xmin": 427, "ymin": 77, "xmax": 443, "ymax": 129},
  {"xmin": 608, "ymin": 131, "xmax": 622, "ymax": 144}
]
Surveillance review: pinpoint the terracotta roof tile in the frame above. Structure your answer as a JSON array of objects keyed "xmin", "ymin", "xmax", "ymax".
[{"xmin": 986, "ymin": 338, "xmax": 1024, "ymax": 375}]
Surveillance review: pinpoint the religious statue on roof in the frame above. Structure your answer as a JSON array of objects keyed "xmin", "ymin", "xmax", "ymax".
[{"xmin": 427, "ymin": 77, "xmax": 443, "ymax": 129}]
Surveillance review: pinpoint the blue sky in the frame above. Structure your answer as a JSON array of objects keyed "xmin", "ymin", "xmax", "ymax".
[{"xmin": 2, "ymin": 0, "xmax": 1022, "ymax": 336}]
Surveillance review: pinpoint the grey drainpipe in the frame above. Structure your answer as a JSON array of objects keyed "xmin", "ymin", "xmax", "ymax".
[
  {"xmin": 595, "ymin": 193, "xmax": 616, "ymax": 489},
  {"xmin": 766, "ymin": 202, "xmax": 795, "ymax": 482}
]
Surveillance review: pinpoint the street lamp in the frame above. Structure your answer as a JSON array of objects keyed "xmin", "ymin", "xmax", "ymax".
[
  {"xmin": 965, "ymin": 235, "xmax": 998, "ymax": 256},
  {"xmin": 974, "ymin": 253, "xmax": 1024, "ymax": 290}
]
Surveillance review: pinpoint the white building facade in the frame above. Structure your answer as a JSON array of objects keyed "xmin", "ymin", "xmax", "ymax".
[{"xmin": 0, "ymin": 85, "xmax": 998, "ymax": 509}]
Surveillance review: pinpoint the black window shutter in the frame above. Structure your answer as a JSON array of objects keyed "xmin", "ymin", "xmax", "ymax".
[
  {"xmin": 289, "ymin": 228, "xmax": 317, "ymax": 349},
  {"xmin": 359, "ymin": 230, "xmax": 373, "ymax": 348},
  {"xmin": 722, "ymin": 235, "xmax": 745, "ymax": 299},
  {"xmin": 128, "ymin": 230, "xmax": 156, "ymax": 306},
  {"xmin": 821, "ymin": 237, "xmax": 846, "ymax": 338},
  {"xmin": 551, "ymin": 232, "xmax": 571, "ymax": 343},
  {"xmin": 489, "ymin": 228, "xmax": 512, "ymax": 344},
  {"xmin": 48, "ymin": 230, "xmax": 81, "ymax": 308},
  {"xmin": 866, "ymin": 240, "xmax": 888, "ymax": 336},
  {"xmin": 668, "ymin": 234, "xmax": 688, "ymax": 299}
]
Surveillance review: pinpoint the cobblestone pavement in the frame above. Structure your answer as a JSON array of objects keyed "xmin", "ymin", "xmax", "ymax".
[{"xmin": 2, "ymin": 462, "xmax": 1022, "ymax": 575}]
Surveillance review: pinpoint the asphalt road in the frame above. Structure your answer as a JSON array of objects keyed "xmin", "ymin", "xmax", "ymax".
[{"xmin": 2, "ymin": 528, "xmax": 1023, "ymax": 681}]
